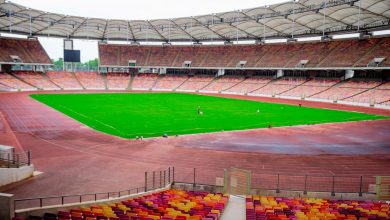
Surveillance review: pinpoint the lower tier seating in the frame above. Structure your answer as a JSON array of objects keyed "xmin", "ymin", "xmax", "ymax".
[
  {"xmin": 0, "ymin": 71, "xmax": 389, "ymax": 107},
  {"xmin": 132, "ymin": 73, "xmax": 159, "ymax": 90},
  {"xmin": 200, "ymin": 76, "xmax": 245, "ymax": 93},
  {"xmin": 0, "ymin": 73, "xmax": 36, "ymax": 90},
  {"xmin": 75, "ymin": 72, "xmax": 106, "ymax": 89},
  {"xmin": 14, "ymin": 71, "xmax": 59, "ymax": 90},
  {"xmin": 311, "ymin": 79, "xmax": 382, "ymax": 101},
  {"xmin": 246, "ymin": 195, "xmax": 389, "ymax": 220},
  {"xmin": 281, "ymin": 79, "xmax": 339, "ymax": 98},
  {"xmin": 107, "ymin": 73, "xmax": 131, "ymax": 90},
  {"xmin": 251, "ymin": 78, "xmax": 308, "ymax": 96},
  {"xmin": 176, "ymin": 76, "xmax": 214, "ymax": 91},
  {"xmin": 46, "ymin": 72, "xmax": 83, "ymax": 89},
  {"xmin": 17, "ymin": 190, "xmax": 228, "ymax": 220},
  {"xmin": 153, "ymin": 75, "xmax": 189, "ymax": 90},
  {"xmin": 225, "ymin": 77, "xmax": 273, "ymax": 94}
]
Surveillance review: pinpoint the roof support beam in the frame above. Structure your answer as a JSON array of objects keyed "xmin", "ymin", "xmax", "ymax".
[
  {"xmin": 267, "ymin": 6, "xmax": 316, "ymax": 36},
  {"xmin": 68, "ymin": 18, "xmax": 87, "ymax": 38},
  {"xmin": 127, "ymin": 21, "xmax": 135, "ymax": 41},
  {"xmin": 239, "ymin": 11, "xmax": 286, "ymax": 38},
  {"xmin": 296, "ymin": 1, "xmax": 352, "ymax": 33},
  {"xmin": 102, "ymin": 19, "xmax": 109, "ymax": 40},
  {"xmin": 146, "ymin": 20, "xmax": 168, "ymax": 42},
  {"xmin": 170, "ymin": 19, "xmax": 199, "ymax": 42},
  {"xmin": 213, "ymin": 14, "xmax": 258, "ymax": 39},
  {"xmin": 33, "ymin": 15, "xmax": 67, "ymax": 35},
  {"xmin": 191, "ymin": 17, "xmax": 228, "ymax": 41}
]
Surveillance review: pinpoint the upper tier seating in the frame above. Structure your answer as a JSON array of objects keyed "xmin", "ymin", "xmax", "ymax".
[
  {"xmin": 21, "ymin": 190, "xmax": 228, "ymax": 220},
  {"xmin": 354, "ymin": 37, "xmax": 390, "ymax": 67},
  {"xmin": 131, "ymin": 73, "xmax": 159, "ymax": 90},
  {"xmin": 153, "ymin": 74, "xmax": 189, "ymax": 90},
  {"xmin": 176, "ymin": 75, "xmax": 215, "ymax": 91},
  {"xmin": 75, "ymin": 72, "xmax": 105, "ymax": 89},
  {"xmin": 14, "ymin": 71, "xmax": 60, "ymax": 90},
  {"xmin": 99, "ymin": 37, "xmax": 390, "ymax": 68},
  {"xmin": 46, "ymin": 72, "xmax": 83, "ymax": 89},
  {"xmin": 0, "ymin": 73, "xmax": 36, "ymax": 90},
  {"xmin": 0, "ymin": 37, "xmax": 51, "ymax": 64},
  {"xmin": 246, "ymin": 195, "xmax": 389, "ymax": 220},
  {"xmin": 107, "ymin": 72, "xmax": 131, "ymax": 90}
]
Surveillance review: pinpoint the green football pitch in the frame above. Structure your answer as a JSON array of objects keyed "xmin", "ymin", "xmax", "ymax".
[{"xmin": 31, "ymin": 93, "xmax": 387, "ymax": 139}]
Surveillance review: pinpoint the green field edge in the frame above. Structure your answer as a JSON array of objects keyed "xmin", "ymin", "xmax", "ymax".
[{"xmin": 29, "ymin": 92, "xmax": 390, "ymax": 139}]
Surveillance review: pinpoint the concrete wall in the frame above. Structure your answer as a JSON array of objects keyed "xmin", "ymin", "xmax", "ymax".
[
  {"xmin": 172, "ymin": 182, "xmax": 224, "ymax": 194},
  {"xmin": 0, "ymin": 165, "xmax": 34, "ymax": 187}
]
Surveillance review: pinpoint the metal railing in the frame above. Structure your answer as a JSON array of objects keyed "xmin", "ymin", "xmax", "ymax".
[
  {"xmin": 14, "ymin": 166, "xmax": 378, "ymax": 211},
  {"xmin": 173, "ymin": 168, "xmax": 376, "ymax": 196},
  {"xmin": 0, "ymin": 150, "xmax": 31, "ymax": 168},
  {"xmin": 14, "ymin": 167, "xmax": 173, "ymax": 210}
]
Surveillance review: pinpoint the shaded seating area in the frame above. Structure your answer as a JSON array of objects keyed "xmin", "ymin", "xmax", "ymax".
[
  {"xmin": 0, "ymin": 37, "xmax": 51, "ymax": 64},
  {"xmin": 98, "ymin": 38, "xmax": 390, "ymax": 69}
]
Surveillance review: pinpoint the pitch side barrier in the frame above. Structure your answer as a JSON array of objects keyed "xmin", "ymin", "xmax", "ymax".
[{"xmin": 172, "ymin": 167, "xmax": 384, "ymax": 200}]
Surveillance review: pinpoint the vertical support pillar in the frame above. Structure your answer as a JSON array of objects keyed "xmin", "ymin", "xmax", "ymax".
[
  {"xmin": 223, "ymin": 169, "xmax": 228, "ymax": 194},
  {"xmin": 0, "ymin": 193, "xmax": 15, "ymax": 220},
  {"xmin": 172, "ymin": 166, "xmax": 175, "ymax": 185},
  {"xmin": 7, "ymin": 153, "xmax": 10, "ymax": 168},
  {"xmin": 163, "ymin": 170, "xmax": 166, "ymax": 186},
  {"xmin": 304, "ymin": 174, "xmax": 308, "ymax": 195},
  {"xmin": 276, "ymin": 174, "xmax": 280, "ymax": 193},
  {"xmin": 160, "ymin": 170, "xmax": 162, "ymax": 188},
  {"xmin": 152, "ymin": 171, "xmax": 155, "ymax": 190},
  {"xmin": 193, "ymin": 168, "xmax": 196, "ymax": 189},
  {"xmin": 144, "ymin": 172, "xmax": 147, "ymax": 192},
  {"xmin": 331, "ymin": 176, "xmax": 335, "ymax": 196},
  {"xmin": 359, "ymin": 176, "xmax": 363, "ymax": 197},
  {"xmin": 168, "ymin": 167, "xmax": 171, "ymax": 184}
]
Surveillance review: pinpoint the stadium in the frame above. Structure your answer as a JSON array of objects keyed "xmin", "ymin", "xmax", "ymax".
[{"xmin": 0, "ymin": 0, "xmax": 389, "ymax": 219}]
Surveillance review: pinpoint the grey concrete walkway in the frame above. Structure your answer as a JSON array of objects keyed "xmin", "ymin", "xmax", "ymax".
[{"xmin": 221, "ymin": 195, "xmax": 246, "ymax": 220}]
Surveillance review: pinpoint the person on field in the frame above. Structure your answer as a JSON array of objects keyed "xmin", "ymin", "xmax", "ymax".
[{"xmin": 197, "ymin": 106, "xmax": 203, "ymax": 115}]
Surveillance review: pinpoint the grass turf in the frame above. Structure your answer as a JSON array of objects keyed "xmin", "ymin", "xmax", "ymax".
[{"xmin": 31, "ymin": 93, "xmax": 387, "ymax": 139}]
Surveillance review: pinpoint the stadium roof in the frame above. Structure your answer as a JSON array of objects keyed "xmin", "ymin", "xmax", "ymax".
[{"xmin": 0, "ymin": 0, "xmax": 389, "ymax": 42}]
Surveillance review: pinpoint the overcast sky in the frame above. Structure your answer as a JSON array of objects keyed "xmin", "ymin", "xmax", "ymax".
[{"xmin": 3, "ymin": 0, "xmax": 287, "ymax": 62}]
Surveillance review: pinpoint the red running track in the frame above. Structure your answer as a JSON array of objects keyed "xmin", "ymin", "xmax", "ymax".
[{"xmin": 0, "ymin": 91, "xmax": 389, "ymax": 201}]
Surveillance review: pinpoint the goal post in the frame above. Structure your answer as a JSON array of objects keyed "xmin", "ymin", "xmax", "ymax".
[{"xmin": 224, "ymin": 167, "xmax": 251, "ymax": 196}]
